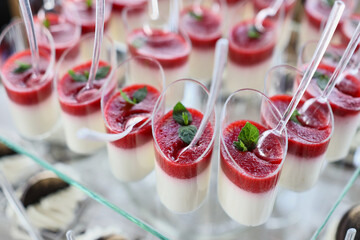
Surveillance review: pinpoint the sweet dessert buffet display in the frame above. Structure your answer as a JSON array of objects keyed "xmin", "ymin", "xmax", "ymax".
[
  {"xmin": 62, "ymin": 0, "xmax": 112, "ymax": 34},
  {"xmin": 218, "ymin": 89, "xmax": 287, "ymax": 226},
  {"xmin": 0, "ymin": 20, "xmax": 59, "ymax": 139},
  {"xmin": 102, "ymin": 57, "xmax": 164, "ymax": 182},
  {"xmin": 179, "ymin": 2, "xmax": 222, "ymax": 82}
]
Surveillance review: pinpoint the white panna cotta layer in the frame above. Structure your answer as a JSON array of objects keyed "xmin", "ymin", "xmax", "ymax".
[
  {"xmin": 225, "ymin": 58, "xmax": 272, "ymax": 93},
  {"xmin": 155, "ymin": 161, "xmax": 211, "ymax": 213},
  {"xmin": 299, "ymin": 19, "xmax": 321, "ymax": 52},
  {"xmin": 188, "ymin": 48, "xmax": 215, "ymax": 83},
  {"xmin": 218, "ymin": 167, "xmax": 277, "ymax": 226},
  {"xmin": 107, "ymin": 140, "xmax": 155, "ymax": 182},
  {"xmin": 8, "ymin": 93, "xmax": 59, "ymax": 139},
  {"xmin": 326, "ymin": 113, "xmax": 360, "ymax": 162},
  {"xmin": 61, "ymin": 110, "xmax": 105, "ymax": 154},
  {"xmin": 279, "ymin": 152, "xmax": 326, "ymax": 192}
]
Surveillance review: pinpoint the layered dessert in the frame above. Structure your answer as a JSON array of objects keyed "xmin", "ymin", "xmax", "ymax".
[
  {"xmin": 35, "ymin": 13, "xmax": 81, "ymax": 59},
  {"xmin": 218, "ymin": 120, "xmax": 284, "ymax": 226},
  {"xmin": 62, "ymin": 0, "xmax": 112, "ymax": 34},
  {"xmin": 108, "ymin": 0, "xmax": 147, "ymax": 43},
  {"xmin": 265, "ymin": 95, "xmax": 332, "ymax": 192},
  {"xmin": 226, "ymin": 19, "xmax": 276, "ymax": 92},
  {"xmin": 57, "ymin": 60, "xmax": 112, "ymax": 154},
  {"xmin": 153, "ymin": 102, "xmax": 214, "ymax": 213},
  {"xmin": 302, "ymin": 64, "xmax": 360, "ymax": 162},
  {"xmin": 0, "ymin": 49, "xmax": 59, "ymax": 138},
  {"xmin": 299, "ymin": 0, "xmax": 354, "ymax": 49},
  {"xmin": 104, "ymin": 84, "xmax": 160, "ymax": 182},
  {"xmin": 221, "ymin": 0, "xmax": 249, "ymax": 37},
  {"xmin": 179, "ymin": 5, "xmax": 222, "ymax": 82},
  {"xmin": 127, "ymin": 28, "xmax": 191, "ymax": 88}
]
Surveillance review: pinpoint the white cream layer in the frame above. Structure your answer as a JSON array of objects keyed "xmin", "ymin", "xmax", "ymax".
[
  {"xmin": 155, "ymin": 161, "xmax": 211, "ymax": 213},
  {"xmin": 326, "ymin": 113, "xmax": 360, "ymax": 162},
  {"xmin": 8, "ymin": 93, "xmax": 59, "ymax": 139},
  {"xmin": 280, "ymin": 152, "xmax": 326, "ymax": 192},
  {"xmin": 188, "ymin": 47, "xmax": 215, "ymax": 83},
  {"xmin": 225, "ymin": 58, "xmax": 272, "ymax": 93},
  {"xmin": 107, "ymin": 140, "xmax": 155, "ymax": 182},
  {"xmin": 61, "ymin": 110, "xmax": 105, "ymax": 154},
  {"xmin": 217, "ymin": 167, "xmax": 277, "ymax": 226}
]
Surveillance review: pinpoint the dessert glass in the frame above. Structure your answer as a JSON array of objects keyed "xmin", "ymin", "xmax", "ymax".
[
  {"xmin": 264, "ymin": 65, "xmax": 334, "ymax": 192},
  {"xmin": 101, "ymin": 56, "xmax": 165, "ymax": 182},
  {"xmin": 218, "ymin": 88, "xmax": 287, "ymax": 226},
  {"xmin": 0, "ymin": 20, "xmax": 58, "ymax": 140},
  {"xmin": 152, "ymin": 78, "xmax": 216, "ymax": 213},
  {"xmin": 56, "ymin": 33, "xmax": 116, "ymax": 154}
]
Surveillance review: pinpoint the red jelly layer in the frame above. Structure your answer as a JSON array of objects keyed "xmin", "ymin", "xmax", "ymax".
[
  {"xmin": 269, "ymin": 95, "xmax": 332, "ymax": 158},
  {"xmin": 105, "ymin": 84, "xmax": 160, "ymax": 149},
  {"xmin": 111, "ymin": 0, "xmax": 147, "ymax": 12},
  {"xmin": 220, "ymin": 120, "xmax": 283, "ymax": 193},
  {"xmin": 1, "ymin": 49, "xmax": 53, "ymax": 106},
  {"xmin": 304, "ymin": 0, "xmax": 352, "ymax": 30},
  {"xmin": 127, "ymin": 29, "xmax": 191, "ymax": 69},
  {"xmin": 35, "ymin": 13, "xmax": 80, "ymax": 59},
  {"xmin": 340, "ymin": 14, "xmax": 360, "ymax": 46},
  {"xmin": 253, "ymin": 0, "xmax": 295, "ymax": 15},
  {"xmin": 229, "ymin": 19, "xmax": 276, "ymax": 65},
  {"xmin": 179, "ymin": 6, "xmax": 222, "ymax": 48},
  {"xmin": 63, "ymin": 0, "xmax": 111, "ymax": 34},
  {"xmin": 303, "ymin": 64, "xmax": 360, "ymax": 116},
  {"xmin": 57, "ymin": 60, "xmax": 112, "ymax": 116},
  {"xmin": 154, "ymin": 109, "xmax": 214, "ymax": 179}
]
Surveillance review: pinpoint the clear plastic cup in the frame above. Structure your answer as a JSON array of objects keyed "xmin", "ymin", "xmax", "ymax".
[
  {"xmin": 55, "ymin": 33, "xmax": 116, "ymax": 154},
  {"xmin": 0, "ymin": 20, "xmax": 58, "ymax": 140},
  {"xmin": 151, "ymin": 78, "xmax": 216, "ymax": 213},
  {"xmin": 264, "ymin": 65, "xmax": 334, "ymax": 191},
  {"xmin": 101, "ymin": 56, "xmax": 165, "ymax": 182},
  {"xmin": 218, "ymin": 88, "xmax": 287, "ymax": 226}
]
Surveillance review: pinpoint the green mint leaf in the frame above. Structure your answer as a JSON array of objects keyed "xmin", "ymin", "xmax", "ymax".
[
  {"xmin": 68, "ymin": 70, "xmax": 88, "ymax": 82},
  {"xmin": 132, "ymin": 86, "xmax": 147, "ymax": 104},
  {"xmin": 236, "ymin": 122, "xmax": 259, "ymax": 152},
  {"xmin": 326, "ymin": 0, "xmax": 334, "ymax": 7},
  {"xmin": 173, "ymin": 102, "xmax": 193, "ymax": 126},
  {"xmin": 248, "ymin": 25, "xmax": 261, "ymax": 39},
  {"xmin": 290, "ymin": 109, "xmax": 302, "ymax": 125},
  {"xmin": 120, "ymin": 89, "xmax": 136, "ymax": 105},
  {"xmin": 43, "ymin": 18, "xmax": 50, "ymax": 29},
  {"xmin": 178, "ymin": 125, "xmax": 197, "ymax": 144},
  {"xmin": 13, "ymin": 62, "xmax": 31, "ymax": 74},
  {"xmin": 86, "ymin": 0, "xmax": 92, "ymax": 8},
  {"xmin": 131, "ymin": 37, "xmax": 146, "ymax": 49},
  {"xmin": 314, "ymin": 71, "xmax": 330, "ymax": 90},
  {"xmin": 189, "ymin": 11, "xmax": 203, "ymax": 21},
  {"xmin": 233, "ymin": 140, "xmax": 247, "ymax": 152},
  {"xmin": 95, "ymin": 66, "xmax": 110, "ymax": 80},
  {"xmin": 84, "ymin": 70, "xmax": 89, "ymax": 79}
]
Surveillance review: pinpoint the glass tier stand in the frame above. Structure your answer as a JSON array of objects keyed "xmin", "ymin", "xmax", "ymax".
[{"xmin": 0, "ymin": 85, "xmax": 360, "ymax": 240}]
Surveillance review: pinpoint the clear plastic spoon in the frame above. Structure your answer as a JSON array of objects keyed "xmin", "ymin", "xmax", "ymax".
[
  {"xmin": 77, "ymin": 114, "xmax": 149, "ymax": 142},
  {"xmin": 299, "ymin": 21, "xmax": 360, "ymax": 128},
  {"xmin": 345, "ymin": 228, "xmax": 357, "ymax": 240},
  {"xmin": 257, "ymin": 1, "xmax": 344, "ymax": 154},
  {"xmin": 66, "ymin": 230, "xmax": 75, "ymax": 240},
  {"xmin": 169, "ymin": 0, "xmax": 179, "ymax": 33},
  {"xmin": 18, "ymin": 0, "xmax": 41, "ymax": 77},
  {"xmin": 0, "ymin": 169, "xmax": 43, "ymax": 240},
  {"xmin": 255, "ymin": 0, "xmax": 284, "ymax": 32},
  {"xmin": 176, "ymin": 38, "xmax": 228, "ymax": 159}
]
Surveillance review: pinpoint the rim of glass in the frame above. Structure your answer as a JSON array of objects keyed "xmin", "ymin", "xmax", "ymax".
[
  {"xmin": 55, "ymin": 32, "xmax": 116, "ymax": 104},
  {"xmin": 151, "ymin": 78, "xmax": 216, "ymax": 165},
  {"xmin": 220, "ymin": 88, "xmax": 288, "ymax": 178},
  {"xmin": 101, "ymin": 55, "xmax": 166, "ymax": 132},
  {"xmin": 264, "ymin": 64, "xmax": 335, "ymax": 144},
  {"xmin": 0, "ymin": 19, "xmax": 56, "ymax": 89}
]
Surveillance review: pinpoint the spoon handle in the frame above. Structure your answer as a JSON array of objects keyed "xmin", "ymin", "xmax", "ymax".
[
  {"xmin": 169, "ymin": 0, "xmax": 179, "ymax": 33},
  {"xmin": 255, "ymin": 0, "xmax": 283, "ymax": 32},
  {"xmin": 86, "ymin": 0, "xmax": 105, "ymax": 90},
  {"xmin": 275, "ymin": 0, "xmax": 344, "ymax": 133},
  {"xmin": 18, "ymin": 0, "xmax": 40, "ymax": 76},
  {"xmin": 66, "ymin": 230, "xmax": 76, "ymax": 240},
  {"xmin": 149, "ymin": 0, "xmax": 160, "ymax": 20},
  {"xmin": 322, "ymin": 22, "xmax": 360, "ymax": 100},
  {"xmin": 0, "ymin": 170, "xmax": 43, "ymax": 240}
]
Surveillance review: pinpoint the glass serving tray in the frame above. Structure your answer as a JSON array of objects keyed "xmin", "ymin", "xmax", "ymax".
[{"xmin": 0, "ymin": 84, "xmax": 360, "ymax": 240}]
